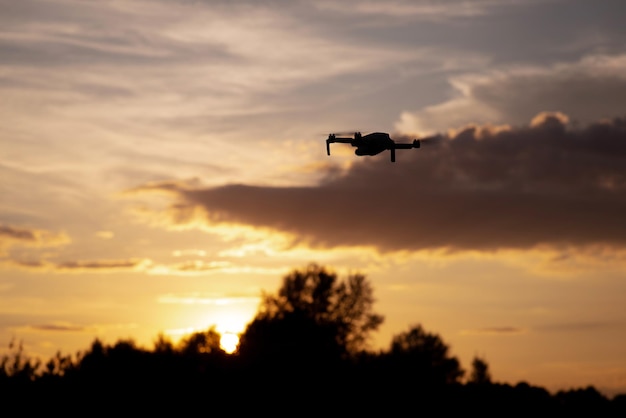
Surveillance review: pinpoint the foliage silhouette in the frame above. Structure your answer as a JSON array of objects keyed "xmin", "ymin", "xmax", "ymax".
[
  {"xmin": 179, "ymin": 326, "xmax": 223, "ymax": 355},
  {"xmin": 238, "ymin": 263, "xmax": 384, "ymax": 369},
  {"xmin": 1, "ymin": 263, "xmax": 625, "ymax": 415},
  {"xmin": 0, "ymin": 339, "xmax": 40, "ymax": 384},
  {"xmin": 385, "ymin": 323, "xmax": 464, "ymax": 386},
  {"xmin": 469, "ymin": 355, "xmax": 492, "ymax": 384}
]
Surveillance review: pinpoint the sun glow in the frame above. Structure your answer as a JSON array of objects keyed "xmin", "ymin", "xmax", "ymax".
[
  {"xmin": 220, "ymin": 332, "xmax": 239, "ymax": 354},
  {"xmin": 157, "ymin": 292, "xmax": 257, "ymax": 354},
  {"xmin": 213, "ymin": 312, "xmax": 250, "ymax": 353}
]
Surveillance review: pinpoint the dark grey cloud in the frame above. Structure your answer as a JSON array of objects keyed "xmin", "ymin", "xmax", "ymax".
[
  {"xmin": 471, "ymin": 65, "xmax": 626, "ymax": 126},
  {"xmin": 398, "ymin": 54, "xmax": 626, "ymax": 134},
  {"xmin": 133, "ymin": 114, "xmax": 626, "ymax": 253}
]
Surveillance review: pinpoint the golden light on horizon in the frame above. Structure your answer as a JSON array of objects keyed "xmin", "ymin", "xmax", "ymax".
[
  {"xmin": 156, "ymin": 291, "xmax": 257, "ymax": 354},
  {"xmin": 220, "ymin": 332, "xmax": 239, "ymax": 354}
]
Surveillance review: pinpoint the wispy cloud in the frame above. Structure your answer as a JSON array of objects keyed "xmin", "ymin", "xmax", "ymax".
[
  {"xmin": 148, "ymin": 260, "xmax": 289, "ymax": 276},
  {"xmin": 148, "ymin": 260, "xmax": 230, "ymax": 275},
  {"xmin": 0, "ymin": 224, "xmax": 70, "ymax": 254},
  {"xmin": 536, "ymin": 321, "xmax": 618, "ymax": 333},
  {"xmin": 461, "ymin": 326, "xmax": 526, "ymax": 336},
  {"xmin": 9, "ymin": 321, "xmax": 138, "ymax": 335},
  {"xmin": 157, "ymin": 292, "xmax": 259, "ymax": 306},
  {"xmin": 1, "ymin": 252, "xmax": 289, "ymax": 277},
  {"xmin": 29, "ymin": 323, "xmax": 88, "ymax": 332},
  {"xmin": 4, "ymin": 258, "xmax": 151, "ymax": 273},
  {"xmin": 314, "ymin": 0, "xmax": 533, "ymax": 20}
]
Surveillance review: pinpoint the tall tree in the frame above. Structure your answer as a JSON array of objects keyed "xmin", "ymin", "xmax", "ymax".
[{"xmin": 238, "ymin": 263, "xmax": 384, "ymax": 362}]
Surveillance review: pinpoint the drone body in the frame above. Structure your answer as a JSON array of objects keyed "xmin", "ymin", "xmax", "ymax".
[{"xmin": 326, "ymin": 132, "xmax": 420, "ymax": 162}]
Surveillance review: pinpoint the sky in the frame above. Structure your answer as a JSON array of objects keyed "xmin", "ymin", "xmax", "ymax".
[{"xmin": 1, "ymin": 0, "xmax": 626, "ymax": 396}]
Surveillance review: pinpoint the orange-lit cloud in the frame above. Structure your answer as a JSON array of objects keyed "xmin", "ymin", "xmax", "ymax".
[
  {"xmin": 4, "ymin": 258, "xmax": 152, "ymax": 273},
  {"xmin": 95, "ymin": 230, "xmax": 114, "ymax": 239},
  {"xmin": 148, "ymin": 260, "xmax": 230, "ymax": 276},
  {"xmin": 1, "ymin": 253, "xmax": 290, "ymax": 277},
  {"xmin": 0, "ymin": 224, "xmax": 70, "ymax": 254},
  {"xmin": 29, "ymin": 323, "xmax": 88, "ymax": 332},
  {"xmin": 157, "ymin": 293, "xmax": 259, "ymax": 306},
  {"xmin": 126, "ymin": 114, "xmax": 626, "ymax": 254},
  {"xmin": 536, "ymin": 321, "xmax": 618, "ymax": 333},
  {"xmin": 54, "ymin": 259, "xmax": 151, "ymax": 272},
  {"xmin": 9, "ymin": 322, "xmax": 138, "ymax": 335},
  {"xmin": 147, "ymin": 261, "xmax": 289, "ymax": 277},
  {"xmin": 460, "ymin": 327, "xmax": 526, "ymax": 336}
]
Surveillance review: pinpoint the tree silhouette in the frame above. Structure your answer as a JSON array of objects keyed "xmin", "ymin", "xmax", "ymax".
[
  {"xmin": 178, "ymin": 327, "xmax": 223, "ymax": 355},
  {"xmin": 469, "ymin": 356, "xmax": 491, "ymax": 384},
  {"xmin": 385, "ymin": 324, "xmax": 464, "ymax": 386},
  {"xmin": 238, "ymin": 263, "xmax": 384, "ymax": 367},
  {"xmin": 3, "ymin": 263, "xmax": 626, "ymax": 416},
  {"xmin": 0, "ymin": 339, "xmax": 40, "ymax": 384}
]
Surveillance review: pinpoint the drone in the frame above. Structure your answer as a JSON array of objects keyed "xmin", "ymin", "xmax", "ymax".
[{"xmin": 326, "ymin": 132, "xmax": 421, "ymax": 162}]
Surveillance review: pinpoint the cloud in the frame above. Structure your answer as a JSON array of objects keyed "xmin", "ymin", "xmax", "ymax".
[
  {"xmin": 536, "ymin": 321, "xmax": 617, "ymax": 333},
  {"xmin": 460, "ymin": 326, "xmax": 526, "ymax": 336},
  {"xmin": 148, "ymin": 260, "xmax": 230, "ymax": 276},
  {"xmin": 127, "ymin": 114, "xmax": 626, "ymax": 254},
  {"xmin": 29, "ymin": 323, "xmax": 87, "ymax": 332},
  {"xmin": 4, "ymin": 258, "xmax": 151, "ymax": 273},
  {"xmin": 95, "ymin": 230, "xmax": 114, "ymax": 239},
  {"xmin": 0, "ymin": 224, "xmax": 70, "ymax": 254},
  {"xmin": 8, "ymin": 321, "xmax": 138, "ymax": 335},
  {"xmin": 54, "ymin": 259, "xmax": 151, "ymax": 271},
  {"xmin": 147, "ymin": 260, "xmax": 289, "ymax": 276},
  {"xmin": 313, "ymin": 0, "xmax": 530, "ymax": 20},
  {"xmin": 396, "ymin": 54, "xmax": 626, "ymax": 135},
  {"xmin": 157, "ymin": 293, "xmax": 259, "ymax": 305},
  {"xmin": 2, "ymin": 251, "xmax": 288, "ymax": 276},
  {"xmin": 0, "ymin": 0, "xmax": 412, "ymax": 104}
]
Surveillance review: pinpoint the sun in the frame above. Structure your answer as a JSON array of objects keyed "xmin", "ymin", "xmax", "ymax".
[
  {"xmin": 220, "ymin": 332, "xmax": 240, "ymax": 354},
  {"xmin": 211, "ymin": 309, "xmax": 253, "ymax": 354}
]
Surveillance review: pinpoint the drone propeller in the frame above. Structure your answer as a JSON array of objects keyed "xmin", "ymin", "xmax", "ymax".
[{"xmin": 332, "ymin": 130, "xmax": 363, "ymax": 136}]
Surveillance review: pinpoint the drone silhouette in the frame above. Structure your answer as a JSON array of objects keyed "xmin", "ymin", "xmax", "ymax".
[{"xmin": 326, "ymin": 131, "xmax": 422, "ymax": 162}]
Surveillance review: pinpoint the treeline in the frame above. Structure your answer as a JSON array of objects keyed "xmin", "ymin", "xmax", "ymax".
[{"xmin": 2, "ymin": 264, "xmax": 625, "ymax": 415}]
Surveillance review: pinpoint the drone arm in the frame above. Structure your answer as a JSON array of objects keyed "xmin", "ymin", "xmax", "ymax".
[
  {"xmin": 326, "ymin": 138, "xmax": 353, "ymax": 156},
  {"xmin": 393, "ymin": 140, "xmax": 420, "ymax": 149},
  {"xmin": 388, "ymin": 140, "xmax": 420, "ymax": 162}
]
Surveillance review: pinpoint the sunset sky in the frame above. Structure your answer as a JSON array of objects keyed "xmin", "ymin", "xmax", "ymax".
[{"xmin": 2, "ymin": 0, "xmax": 626, "ymax": 396}]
